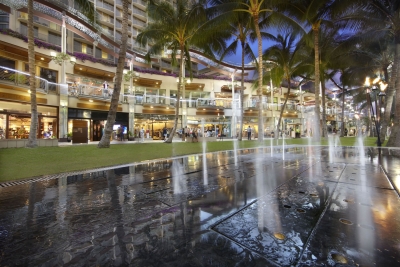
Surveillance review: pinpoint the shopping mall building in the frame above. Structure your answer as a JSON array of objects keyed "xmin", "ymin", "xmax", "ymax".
[{"xmin": 0, "ymin": 0, "xmax": 327, "ymax": 143}]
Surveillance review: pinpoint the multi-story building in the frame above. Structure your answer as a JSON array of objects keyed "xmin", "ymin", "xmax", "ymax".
[{"xmin": 0, "ymin": 0, "xmax": 324, "ymax": 144}]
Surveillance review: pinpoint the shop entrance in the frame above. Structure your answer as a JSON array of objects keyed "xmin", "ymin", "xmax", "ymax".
[{"xmin": 92, "ymin": 120, "xmax": 104, "ymax": 141}]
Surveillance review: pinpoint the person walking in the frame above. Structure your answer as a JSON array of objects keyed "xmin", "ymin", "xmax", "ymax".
[
  {"xmin": 140, "ymin": 127, "xmax": 144, "ymax": 142},
  {"xmin": 163, "ymin": 127, "xmax": 167, "ymax": 141},
  {"xmin": 192, "ymin": 128, "xmax": 198, "ymax": 142},
  {"xmin": 247, "ymin": 126, "xmax": 252, "ymax": 140}
]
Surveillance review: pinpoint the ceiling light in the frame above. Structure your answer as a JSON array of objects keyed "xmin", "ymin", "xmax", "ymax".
[
  {"xmin": 40, "ymin": 57, "xmax": 44, "ymax": 60},
  {"xmin": 89, "ymin": 99, "xmax": 93, "ymax": 102},
  {"xmin": 79, "ymin": 68, "xmax": 82, "ymax": 70}
]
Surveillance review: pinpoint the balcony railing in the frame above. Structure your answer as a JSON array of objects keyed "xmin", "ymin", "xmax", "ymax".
[
  {"xmin": 132, "ymin": 0, "xmax": 147, "ymax": 7},
  {"xmin": 123, "ymin": 92, "xmax": 177, "ymax": 106},
  {"xmin": 70, "ymin": 84, "xmax": 123, "ymax": 102},
  {"xmin": 96, "ymin": 0, "xmax": 114, "ymax": 12},
  {"xmin": 0, "ymin": 66, "xmax": 51, "ymax": 94},
  {"xmin": 196, "ymin": 98, "xmax": 232, "ymax": 109}
]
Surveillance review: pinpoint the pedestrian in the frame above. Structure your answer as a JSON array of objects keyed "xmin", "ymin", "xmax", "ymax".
[
  {"xmin": 103, "ymin": 81, "xmax": 109, "ymax": 97},
  {"xmin": 140, "ymin": 127, "xmax": 144, "ymax": 142},
  {"xmin": 185, "ymin": 126, "xmax": 190, "ymax": 139},
  {"xmin": 192, "ymin": 128, "xmax": 198, "ymax": 142},
  {"xmin": 247, "ymin": 126, "xmax": 252, "ymax": 140},
  {"xmin": 163, "ymin": 127, "xmax": 167, "ymax": 141},
  {"xmin": 117, "ymin": 126, "xmax": 122, "ymax": 141}
]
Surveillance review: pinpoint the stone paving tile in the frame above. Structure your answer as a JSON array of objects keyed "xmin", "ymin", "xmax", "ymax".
[{"xmin": 0, "ymin": 146, "xmax": 399, "ymax": 267}]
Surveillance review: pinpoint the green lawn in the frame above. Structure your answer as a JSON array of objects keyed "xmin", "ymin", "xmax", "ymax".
[{"xmin": 0, "ymin": 137, "xmax": 384, "ymax": 182}]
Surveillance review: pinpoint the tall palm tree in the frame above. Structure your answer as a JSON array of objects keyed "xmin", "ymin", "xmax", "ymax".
[
  {"xmin": 227, "ymin": 0, "xmax": 305, "ymax": 141},
  {"xmin": 25, "ymin": 0, "xmax": 96, "ymax": 148},
  {"xmin": 137, "ymin": 0, "xmax": 224, "ymax": 143},
  {"xmin": 25, "ymin": 0, "xmax": 37, "ymax": 148},
  {"xmin": 263, "ymin": 32, "xmax": 309, "ymax": 137},
  {"xmin": 335, "ymin": 0, "xmax": 399, "ymax": 149},
  {"xmin": 283, "ymin": 0, "xmax": 350, "ymax": 141},
  {"xmin": 215, "ymin": 4, "xmax": 258, "ymax": 141},
  {"xmin": 98, "ymin": 0, "xmax": 129, "ymax": 148},
  {"xmin": 232, "ymin": 0, "xmax": 275, "ymax": 142}
]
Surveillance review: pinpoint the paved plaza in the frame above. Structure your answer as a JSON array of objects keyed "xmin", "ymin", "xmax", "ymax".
[{"xmin": 0, "ymin": 145, "xmax": 399, "ymax": 266}]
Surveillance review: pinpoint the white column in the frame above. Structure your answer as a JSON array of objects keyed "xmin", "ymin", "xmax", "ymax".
[
  {"xmin": 129, "ymin": 60, "xmax": 135, "ymax": 136},
  {"xmin": 231, "ymin": 70, "xmax": 236, "ymax": 138},
  {"xmin": 270, "ymin": 78, "xmax": 274, "ymax": 132},
  {"xmin": 182, "ymin": 58, "xmax": 187, "ymax": 128},
  {"xmin": 59, "ymin": 13, "xmax": 68, "ymax": 138},
  {"xmin": 300, "ymin": 85, "xmax": 303, "ymax": 134}
]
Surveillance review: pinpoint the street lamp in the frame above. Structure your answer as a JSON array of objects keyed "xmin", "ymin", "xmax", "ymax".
[{"xmin": 364, "ymin": 77, "xmax": 388, "ymax": 146}]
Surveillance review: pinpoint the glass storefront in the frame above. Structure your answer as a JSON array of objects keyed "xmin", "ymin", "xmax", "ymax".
[
  {"xmin": 134, "ymin": 114, "xmax": 177, "ymax": 139},
  {"xmin": 0, "ymin": 101, "xmax": 58, "ymax": 139}
]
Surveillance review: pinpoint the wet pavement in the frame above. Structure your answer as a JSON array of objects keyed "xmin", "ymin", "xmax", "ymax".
[{"xmin": 0, "ymin": 146, "xmax": 399, "ymax": 266}]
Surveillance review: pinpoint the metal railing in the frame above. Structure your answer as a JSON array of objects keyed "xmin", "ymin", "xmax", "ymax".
[
  {"xmin": 196, "ymin": 98, "xmax": 232, "ymax": 109},
  {"xmin": 124, "ymin": 93, "xmax": 177, "ymax": 106},
  {"xmin": 0, "ymin": 66, "xmax": 50, "ymax": 94}
]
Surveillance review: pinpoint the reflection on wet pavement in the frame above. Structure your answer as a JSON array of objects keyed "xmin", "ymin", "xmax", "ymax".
[{"xmin": 0, "ymin": 146, "xmax": 399, "ymax": 266}]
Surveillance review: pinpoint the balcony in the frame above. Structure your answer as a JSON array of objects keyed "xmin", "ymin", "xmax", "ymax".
[
  {"xmin": 0, "ymin": 66, "xmax": 52, "ymax": 94},
  {"xmin": 132, "ymin": 0, "xmax": 147, "ymax": 8},
  {"xmin": 96, "ymin": 0, "xmax": 114, "ymax": 15},
  {"xmin": 99, "ymin": 15, "xmax": 114, "ymax": 28},
  {"xmin": 123, "ymin": 93, "xmax": 176, "ymax": 107}
]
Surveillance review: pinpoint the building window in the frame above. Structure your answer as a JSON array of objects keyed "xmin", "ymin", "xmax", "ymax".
[
  {"xmin": 20, "ymin": 23, "xmax": 38, "ymax": 37},
  {"xmin": 0, "ymin": 57, "xmax": 15, "ymax": 69},
  {"xmin": 74, "ymin": 40, "xmax": 82, "ymax": 52},
  {"xmin": 48, "ymin": 32, "xmax": 61, "ymax": 46},
  {"xmin": 0, "ymin": 11, "xmax": 9, "ymax": 29}
]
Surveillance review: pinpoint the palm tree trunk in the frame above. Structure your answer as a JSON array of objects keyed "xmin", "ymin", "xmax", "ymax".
[
  {"xmin": 98, "ymin": 0, "xmax": 129, "ymax": 148},
  {"xmin": 380, "ymin": 52, "xmax": 398, "ymax": 144},
  {"xmin": 253, "ymin": 13, "xmax": 264, "ymax": 141},
  {"xmin": 340, "ymin": 87, "xmax": 345, "ymax": 137},
  {"xmin": 238, "ymin": 41, "xmax": 245, "ymax": 141},
  {"xmin": 276, "ymin": 76, "xmax": 292, "ymax": 135},
  {"xmin": 387, "ymin": 42, "xmax": 400, "ymax": 151},
  {"xmin": 313, "ymin": 25, "xmax": 321, "ymax": 141},
  {"xmin": 26, "ymin": 0, "xmax": 38, "ymax": 148},
  {"xmin": 321, "ymin": 73, "xmax": 327, "ymax": 137},
  {"xmin": 165, "ymin": 47, "xmax": 184, "ymax": 143}
]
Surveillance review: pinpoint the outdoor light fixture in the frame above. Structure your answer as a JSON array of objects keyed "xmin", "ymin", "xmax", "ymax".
[{"xmin": 364, "ymin": 77, "xmax": 387, "ymax": 147}]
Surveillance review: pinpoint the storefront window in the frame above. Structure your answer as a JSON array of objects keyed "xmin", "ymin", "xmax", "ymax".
[
  {"xmin": 0, "ymin": 101, "xmax": 58, "ymax": 139},
  {"xmin": 0, "ymin": 114, "xmax": 6, "ymax": 139}
]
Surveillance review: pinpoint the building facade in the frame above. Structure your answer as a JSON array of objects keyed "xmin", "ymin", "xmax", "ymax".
[{"xmin": 0, "ymin": 0, "xmax": 326, "ymax": 143}]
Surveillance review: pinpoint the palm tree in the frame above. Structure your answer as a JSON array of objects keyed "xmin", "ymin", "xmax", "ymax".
[
  {"xmin": 215, "ymin": 3, "xmax": 258, "ymax": 141},
  {"xmin": 25, "ymin": 0, "xmax": 96, "ymax": 148},
  {"xmin": 97, "ymin": 0, "xmax": 129, "ymax": 148},
  {"xmin": 224, "ymin": 0, "xmax": 305, "ymax": 141},
  {"xmin": 25, "ymin": 0, "xmax": 37, "ymax": 148},
  {"xmin": 231, "ymin": 0, "xmax": 276, "ymax": 142},
  {"xmin": 334, "ymin": 0, "xmax": 399, "ymax": 149},
  {"xmin": 263, "ymin": 32, "xmax": 309, "ymax": 137},
  {"xmin": 137, "ymin": 0, "xmax": 224, "ymax": 143},
  {"xmin": 283, "ymin": 0, "xmax": 347, "ymax": 141}
]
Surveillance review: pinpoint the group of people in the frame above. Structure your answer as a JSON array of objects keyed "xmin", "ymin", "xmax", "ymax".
[{"xmin": 183, "ymin": 127, "xmax": 199, "ymax": 142}]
